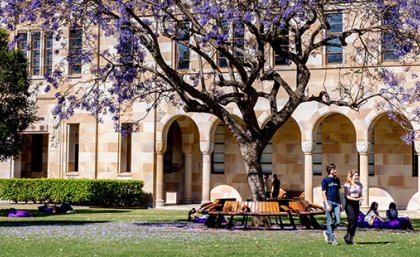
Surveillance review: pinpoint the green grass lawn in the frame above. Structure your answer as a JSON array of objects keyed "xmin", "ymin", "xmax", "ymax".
[{"xmin": 1, "ymin": 204, "xmax": 420, "ymax": 257}]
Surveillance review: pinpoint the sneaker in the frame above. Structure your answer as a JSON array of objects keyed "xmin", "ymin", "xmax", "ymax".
[
  {"xmin": 331, "ymin": 240, "xmax": 338, "ymax": 246},
  {"xmin": 322, "ymin": 231, "xmax": 329, "ymax": 243}
]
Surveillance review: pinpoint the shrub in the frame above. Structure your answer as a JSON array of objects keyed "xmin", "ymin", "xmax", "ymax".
[{"xmin": 0, "ymin": 178, "xmax": 148, "ymax": 207}]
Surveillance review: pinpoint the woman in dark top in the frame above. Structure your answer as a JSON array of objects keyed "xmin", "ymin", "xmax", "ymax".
[{"xmin": 343, "ymin": 170, "xmax": 363, "ymax": 244}]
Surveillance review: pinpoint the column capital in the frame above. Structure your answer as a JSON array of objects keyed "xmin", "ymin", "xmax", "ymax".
[
  {"xmin": 200, "ymin": 142, "xmax": 214, "ymax": 154},
  {"xmin": 156, "ymin": 141, "xmax": 166, "ymax": 154},
  {"xmin": 301, "ymin": 140, "xmax": 313, "ymax": 154},
  {"xmin": 356, "ymin": 140, "xmax": 369, "ymax": 153}
]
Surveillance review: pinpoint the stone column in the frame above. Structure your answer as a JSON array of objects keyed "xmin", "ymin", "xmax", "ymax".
[
  {"xmin": 357, "ymin": 141, "xmax": 369, "ymax": 208},
  {"xmin": 302, "ymin": 141, "xmax": 314, "ymax": 202},
  {"xmin": 415, "ymin": 141, "xmax": 420, "ymax": 210},
  {"xmin": 155, "ymin": 142, "xmax": 166, "ymax": 207},
  {"xmin": 200, "ymin": 142, "xmax": 214, "ymax": 204},
  {"xmin": 182, "ymin": 144, "xmax": 193, "ymax": 204}
]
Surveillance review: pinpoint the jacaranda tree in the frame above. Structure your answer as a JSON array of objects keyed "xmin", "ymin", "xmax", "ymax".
[
  {"xmin": 0, "ymin": 28, "xmax": 37, "ymax": 161},
  {"xmin": 0, "ymin": 0, "xmax": 418, "ymax": 200}
]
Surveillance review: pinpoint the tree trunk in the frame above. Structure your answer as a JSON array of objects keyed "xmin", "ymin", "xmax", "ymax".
[
  {"xmin": 239, "ymin": 141, "xmax": 266, "ymax": 201},
  {"xmin": 240, "ymin": 141, "xmax": 270, "ymax": 228}
]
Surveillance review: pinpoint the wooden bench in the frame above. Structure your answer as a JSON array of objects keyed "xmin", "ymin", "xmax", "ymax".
[
  {"xmin": 208, "ymin": 200, "xmax": 296, "ymax": 230},
  {"xmin": 207, "ymin": 200, "xmax": 244, "ymax": 228},
  {"xmin": 288, "ymin": 199, "xmax": 325, "ymax": 229},
  {"xmin": 242, "ymin": 201, "xmax": 296, "ymax": 230}
]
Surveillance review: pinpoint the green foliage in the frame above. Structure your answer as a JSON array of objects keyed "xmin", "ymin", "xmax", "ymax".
[
  {"xmin": 0, "ymin": 29, "xmax": 37, "ymax": 161},
  {"xmin": 0, "ymin": 178, "xmax": 149, "ymax": 207}
]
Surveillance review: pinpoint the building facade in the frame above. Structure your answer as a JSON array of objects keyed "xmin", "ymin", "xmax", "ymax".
[{"xmin": 0, "ymin": 8, "xmax": 419, "ymax": 210}]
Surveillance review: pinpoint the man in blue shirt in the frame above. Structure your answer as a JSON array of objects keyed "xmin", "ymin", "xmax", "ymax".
[{"xmin": 321, "ymin": 163, "xmax": 342, "ymax": 245}]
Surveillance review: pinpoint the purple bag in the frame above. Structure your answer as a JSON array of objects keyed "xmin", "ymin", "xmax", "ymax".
[{"xmin": 7, "ymin": 208, "xmax": 32, "ymax": 218}]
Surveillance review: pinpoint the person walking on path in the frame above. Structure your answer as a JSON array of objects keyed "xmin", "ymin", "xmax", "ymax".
[
  {"xmin": 263, "ymin": 174, "xmax": 272, "ymax": 199},
  {"xmin": 343, "ymin": 170, "xmax": 363, "ymax": 244},
  {"xmin": 271, "ymin": 174, "xmax": 281, "ymax": 199},
  {"xmin": 321, "ymin": 163, "xmax": 342, "ymax": 245}
]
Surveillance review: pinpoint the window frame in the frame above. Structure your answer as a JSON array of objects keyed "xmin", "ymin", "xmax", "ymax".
[
  {"xmin": 68, "ymin": 26, "xmax": 83, "ymax": 75},
  {"xmin": 325, "ymin": 12, "xmax": 344, "ymax": 64},
  {"xmin": 261, "ymin": 141, "xmax": 273, "ymax": 174},
  {"xmin": 119, "ymin": 123, "xmax": 132, "ymax": 173},
  {"xmin": 212, "ymin": 124, "xmax": 225, "ymax": 174},
  {"xmin": 381, "ymin": 8, "xmax": 399, "ymax": 62},
  {"xmin": 16, "ymin": 31, "xmax": 54, "ymax": 77},
  {"xmin": 273, "ymin": 28, "xmax": 289, "ymax": 66},
  {"xmin": 175, "ymin": 22, "xmax": 191, "ymax": 70},
  {"xmin": 44, "ymin": 33, "xmax": 53, "ymax": 75},
  {"xmin": 313, "ymin": 124, "xmax": 323, "ymax": 176},
  {"xmin": 31, "ymin": 32, "xmax": 41, "ymax": 76}
]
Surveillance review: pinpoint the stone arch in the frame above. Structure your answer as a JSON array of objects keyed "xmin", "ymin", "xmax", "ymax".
[
  {"xmin": 367, "ymin": 112, "xmax": 417, "ymax": 209},
  {"xmin": 310, "ymin": 111, "xmax": 358, "ymax": 187},
  {"xmin": 207, "ymin": 115, "xmax": 249, "ymax": 200},
  {"xmin": 159, "ymin": 114, "xmax": 202, "ymax": 204},
  {"xmin": 310, "ymin": 108, "xmax": 359, "ymax": 142},
  {"xmin": 407, "ymin": 192, "xmax": 419, "ymax": 210},
  {"xmin": 270, "ymin": 118, "xmax": 303, "ymax": 194}
]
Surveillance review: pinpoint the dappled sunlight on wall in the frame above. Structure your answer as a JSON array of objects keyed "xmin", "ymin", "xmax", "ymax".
[
  {"xmin": 369, "ymin": 187, "xmax": 395, "ymax": 210},
  {"xmin": 211, "ymin": 185, "xmax": 242, "ymax": 202},
  {"xmin": 313, "ymin": 186, "xmax": 323, "ymax": 206},
  {"xmin": 407, "ymin": 192, "xmax": 418, "ymax": 210}
]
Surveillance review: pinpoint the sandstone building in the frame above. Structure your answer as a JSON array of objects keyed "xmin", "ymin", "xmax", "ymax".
[{"xmin": 0, "ymin": 9, "xmax": 419, "ymax": 210}]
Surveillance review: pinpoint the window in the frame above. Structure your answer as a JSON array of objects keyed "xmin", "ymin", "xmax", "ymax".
[
  {"xmin": 176, "ymin": 22, "xmax": 190, "ymax": 70},
  {"xmin": 31, "ymin": 32, "xmax": 41, "ymax": 76},
  {"xmin": 382, "ymin": 9, "xmax": 399, "ymax": 62},
  {"xmin": 368, "ymin": 141, "xmax": 375, "ymax": 176},
  {"xmin": 16, "ymin": 32, "xmax": 53, "ymax": 76},
  {"xmin": 216, "ymin": 21, "xmax": 244, "ymax": 67},
  {"xmin": 212, "ymin": 124, "xmax": 225, "ymax": 174},
  {"xmin": 217, "ymin": 52, "xmax": 228, "ymax": 68},
  {"xmin": 261, "ymin": 141, "xmax": 273, "ymax": 174},
  {"xmin": 44, "ymin": 33, "xmax": 53, "ymax": 74},
  {"xmin": 274, "ymin": 29, "xmax": 289, "ymax": 65},
  {"xmin": 67, "ymin": 124, "xmax": 79, "ymax": 172},
  {"xmin": 69, "ymin": 26, "xmax": 83, "ymax": 74},
  {"xmin": 120, "ymin": 123, "xmax": 132, "ymax": 173},
  {"xmin": 313, "ymin": 124, "xmax": 323, "ymax": 175},
  {"xmin": 17, "ymin": 32, "xmax": 28, "ymax": 55},
  {"xmin": 217, "ymin": 20, "xmax": 229, "ymax": 68},
  {"xmin": 233, "ymin": 21, "xmax": 244, "ymax": 64},
  {"xmin": 326, "ymin": 13, "xmax": 343, "ymax": 64},
  {"xmin": 119, "ymin": 28, "xmax": 135, "ymax": 63}
]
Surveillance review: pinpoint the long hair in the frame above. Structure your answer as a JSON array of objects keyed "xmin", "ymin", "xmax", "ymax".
[
  {"xmin": 346, "ymin": 170, "xmax": 359, "ymax": 185},
  {"xmin": 367, "ymin": 201, "xmax": 379, "ymax": 216},
  {"xmin": 389, "ymin": 202, "xmax": 397, "ymax": 210}
]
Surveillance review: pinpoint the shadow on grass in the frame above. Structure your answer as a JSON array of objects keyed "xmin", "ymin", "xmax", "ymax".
[
  {"xmin": 0, "ymin": 220, "xmax": 109, "ymax": 227},
  {"xmin": 0, "ymin": 208, "xmax": 130, "ymax": 216},
  {"xmin": 356, "ymin": 241, "xmax": 394, "ymax": 245}
]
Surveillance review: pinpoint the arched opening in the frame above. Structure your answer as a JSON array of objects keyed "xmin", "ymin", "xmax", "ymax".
[{"xmin": 368, "ymin": 114, "xmax": 417, "ymax": 208}]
